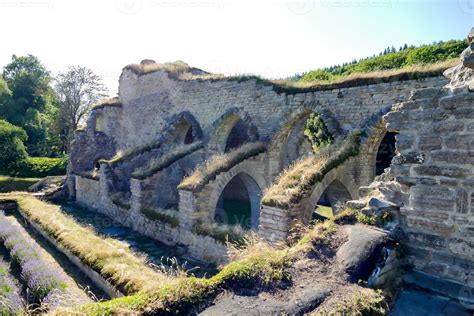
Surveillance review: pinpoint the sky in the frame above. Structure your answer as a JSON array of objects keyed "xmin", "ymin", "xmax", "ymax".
[{"xmin": 1, "ymin": 0, "xmax": 473, "ymax": 96}]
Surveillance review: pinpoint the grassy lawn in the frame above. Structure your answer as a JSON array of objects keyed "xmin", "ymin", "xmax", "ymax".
[{"xmin": 0, "ymin": 175, "xmax": 40, "ymax": 193}]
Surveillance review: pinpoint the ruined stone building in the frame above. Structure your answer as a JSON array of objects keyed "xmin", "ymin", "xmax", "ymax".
[{"xmin": 68, "ymin": 30, "xmax": 474, "ymax": 305}]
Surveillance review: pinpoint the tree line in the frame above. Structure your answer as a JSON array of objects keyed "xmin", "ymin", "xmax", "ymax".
[
  {"xmin": 0, "ymin": 55, "xmax": 108, "ymax": 176},
  {"xmin": 296, "ymin": 39, "xmax": 468, "ymax": 82}
]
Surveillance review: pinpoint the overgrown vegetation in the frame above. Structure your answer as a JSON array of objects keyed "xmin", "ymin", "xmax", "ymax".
[
  {"xmin": 57, "ymin": 207, "xmax": 384, "ymax": 315},
  {"xmin": 124, "ymin": 60, "xmax": 208, "ymax": 78},
  {"xmin": 0, "ymin": 193, "xmax": 169, "ymax": 295},
  {"xmin": 132, "ymin": 142, "xmax": 204, "ymax": 180},
  {"xmin": 299, "ymin": 39, "xmax": 467, "ymax": 83},
  {"xmin": 129, "ymin": 42, "xmax": 461, "ymax": 96},
  {"xmin": 304, "ymin": 113, "xmax": 333, "ymax": 152},
  {"xmin": 192, "ymin": 220, "xmax": 246, "ymax": 244},
  {"xmin": 109, "ymin": 191, "xmax": 131, "ymax": 210},
  {"xmin": 178, "ymin": 142, "xmax": 266, "ymax": 192},
  {"xmin": 140, "ymin": 208, "xmax": 179, "ymax": 228},
  {"xmin": 262, "ymin": 132, "xmax": 360, "ymax": 209},
  {"xmin": 0, "ymin": 120, "xmax": 67, "ymax": 176},
  {"xmin": 101, "ymin": 139, "xmax": 163, "ymax": 168}
]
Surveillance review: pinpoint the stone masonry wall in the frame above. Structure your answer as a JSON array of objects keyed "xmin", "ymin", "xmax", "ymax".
[
  {"xmin": 384, "ymin": 35, "xmax": 474, "ymax": 299},
  {"xmin": 73, "ymin": 71, "xmax": 445, "ymax": 169},
  {"xmin": 75, "ymin": 175, "xmax": 228, "ymax": 265}
]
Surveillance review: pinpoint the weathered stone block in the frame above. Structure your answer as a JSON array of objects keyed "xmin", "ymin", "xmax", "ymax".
[
  {"xmin": 419, "ymin": 136, "xmax": 442, "ymax": 151},
  {"xmin": 392, "ymin": 152, "xmax": 425, "ymax": 165},
  {"xmin": 432, "ymin": 120, "xmax": 465, "ymax": 133},
  {"xmin": 414, "ymin": 165, "xmax": 469, "ymax": 178}
]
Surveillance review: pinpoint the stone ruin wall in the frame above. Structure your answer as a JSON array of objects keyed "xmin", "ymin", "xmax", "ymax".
[
  {"xmin": 382, "ymin": 32, "xmax": 474, "ymax": 300},
  {"xmin": 93, "ymin": 71, "xmax": 446, "ymax": 156}
]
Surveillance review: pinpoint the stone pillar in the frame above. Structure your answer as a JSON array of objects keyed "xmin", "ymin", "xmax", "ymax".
[
  {"xmin": 130, "ymin": 179, "xmax": 142, "ymax": 213},
  {"xmin": 178, "ymin": 190, "xmax": 199, "ymax": 229},
  {"xmin": 99, "ymin": 163, "xmax": 109, "ymax": 207},
  {"xmin": 259, "ymin": 205, "xmax": 290, "ymax": 243}
]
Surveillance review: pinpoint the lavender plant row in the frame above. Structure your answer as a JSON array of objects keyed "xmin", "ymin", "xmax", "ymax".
[
  {"xmin": 0, "ymin": 260, "xmax": 24, "ymax": 315},
  {"xmin": 0, "ymin": 213, "xmax": 85, "ymax": 310}
]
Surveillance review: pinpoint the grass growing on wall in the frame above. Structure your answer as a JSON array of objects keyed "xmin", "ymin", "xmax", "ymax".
[
  {"xmin": 192, "ymin": 221, "xmax": 246, "ymax": 244},
  {"xmin": 262, "ymin": 132, "xmax": 360, "ymax": 209},
  {"xmin": 178, "ymin": 142, "xmax": 266, "ymax": 192},
  {"xmin": 140, "ymin": 208, "xmax": 179, "ymax": 228},
  {"xmin": 132, "ymin": 141, "xmax": 204, "ymax": 180}
]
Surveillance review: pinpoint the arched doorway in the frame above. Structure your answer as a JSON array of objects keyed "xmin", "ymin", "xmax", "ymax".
[
  {"xmin": 375, "ymin": 132, "xmax": 398, "ymax": 176},
  {"xmin": 313, "ymin": 179, "xmax": 353, "ymax": 219},
  {"xmin": 214, "ymin": 172, "xmax": 262, "ymax": 230}
]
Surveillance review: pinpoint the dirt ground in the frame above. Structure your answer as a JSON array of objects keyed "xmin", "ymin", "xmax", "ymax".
[{"xmin": 198, "ymin": 224, "xmax": 382, "ymax": 315}]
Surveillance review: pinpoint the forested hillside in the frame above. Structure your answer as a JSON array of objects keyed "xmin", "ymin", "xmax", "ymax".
[{"xmin": 298, "ymin": 39, "xmax": 467, "ymax": 83}]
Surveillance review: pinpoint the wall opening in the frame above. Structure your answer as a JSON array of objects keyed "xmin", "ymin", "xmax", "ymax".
[
  {"xmin": 225, "ymin": 119, "xmax": 250, "ymax": 152},
  {"xmin": 95, "ymin": 114, "xmax": 104, "ymax": 132},
  {"xmin": 313, "ymin": 179, "xmax": 352, "ymax": 219},
  {"xmin": 214, "ymin": 173, "xmax": 261, "ymax": 230},
  {"xmin": 375, "ymin": 132, "xmax": 398, "ymax": 176},
  {"xmin": 184, "ymin": 126, "xmax": 194, "ymax": 144},
  {"xmin": 169, "ymin": 119, "xmax": 196, "ymax": 144}
]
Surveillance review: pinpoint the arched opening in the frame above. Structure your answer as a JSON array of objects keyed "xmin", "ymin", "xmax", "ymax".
[
  {"xmin": 184, "ymin": 125, "xmax": 194, "ymax": 144},
  {"xmin": 224, "ymin": 119, "xmax": 250, "ymax": 152},
  {"xmin": 313, "ymin": 179, "xmax": 352, "ymax": 219},
  {"xmin": 214, "ymin": 173, "xmax": 261, "ymax": 230},
  {"xmin": 375, "ymin": 132, "xmax": 398, "ymax": 176},
  {"xmin": 169, "ymin": 119, "xmax": 196, "ymax": 144},
  {"xmin": 95, "ymin": 113, "xmax": 104, "ymax": 132}
]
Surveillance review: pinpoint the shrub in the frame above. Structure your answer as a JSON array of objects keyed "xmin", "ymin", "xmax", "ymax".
[
  {"xmin": 304, "ymin": 113, "xmax": 333, "ymax": 152},
  {"xmin": 0, "ymin": 260, "xmax": 24, "ymax": 315},
  {"xmin": 0, "ymin": 214, "xmax": 68, "ymax": 302},
  {"xmin": 0, "ymin": 119, "xmax": 28, "ymax": 171}
]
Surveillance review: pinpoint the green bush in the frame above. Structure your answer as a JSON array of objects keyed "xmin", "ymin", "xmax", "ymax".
[
  {"xmin": 304, "ymin": 113, "xmax": 333, "ymax": 152},
  {"xmin": 0, "ymin": 119, "xmax": 28, "ymax": 170},
  {"xmin": 4, "ymin": 157, "xmax": 67, "ymax": 178}
]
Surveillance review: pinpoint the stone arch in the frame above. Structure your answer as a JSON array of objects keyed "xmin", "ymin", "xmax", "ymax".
[
  {"xmin": 302, "ymin": 166, "xmax": 358, "ymax": 222},
  {"xmin": 214, "ymin": 172, "xmax": 262, "ymax": 230},
  {"xmin": 267, "ymin": 108, "xmax": 342, "ymax": 179},
  {"xmin": 358, "ymin": 105, "xmax": 397, "ymax": 182},
  {"xmin": 203, "ymin": 161, "xmax": 266, "ymax": 230},
  {"xmin": 207, "ymin": 108, "xmax": 259, "ymax": 152},
  {"xmin": 164, "ymin": 111, "xmax": 203, "ymax": 145}
]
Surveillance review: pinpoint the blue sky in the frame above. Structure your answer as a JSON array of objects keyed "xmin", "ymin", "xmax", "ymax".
[{"xmin": 1, "ymin": 0, "xmax": 472, "ymax": 95}]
